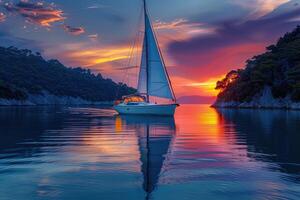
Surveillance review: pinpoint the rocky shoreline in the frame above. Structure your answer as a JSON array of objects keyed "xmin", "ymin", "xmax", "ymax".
[
  {"xmin": 212, "ymin": 87, "xmax": 300, "ymax": 110},
  {"xmin": 0, "ymin": 92, "xmax": 112, "ymax": 106}
]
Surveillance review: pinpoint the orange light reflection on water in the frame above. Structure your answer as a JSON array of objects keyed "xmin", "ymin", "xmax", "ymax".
[
  {"xmin": 174, "ymin": 105, "xmax": 259, "ymax": 166},
  {"xmin": 66, "ymin": 125, "xmax": 140, "ymax": 171},
  {"xmin": 175, "ymin": 104, "xmax": 227, "ymax": 144},
  {"xmin": 115, "ymin": 116, "xmax": 123, "ymax": 133}
]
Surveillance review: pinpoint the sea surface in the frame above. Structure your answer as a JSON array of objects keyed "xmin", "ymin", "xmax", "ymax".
[{"xmin": 0, "ymin": 105, "xmax": 300, "ymax": 200}]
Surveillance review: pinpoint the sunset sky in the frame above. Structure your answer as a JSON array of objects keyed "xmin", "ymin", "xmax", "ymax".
[{"xmin": 0, "ymin": 0, "xmax": 300, "ymax": 99}]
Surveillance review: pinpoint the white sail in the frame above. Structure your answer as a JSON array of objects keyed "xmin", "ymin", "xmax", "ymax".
[
  {"xmin": 137, "ymin": 37, "xmax": 147, "ymax": 95},
  {"xmin": 146, "ymin": 15, "xmax": 174, "ymax": 100},
  {"xmin": 137, "ymin": 9, "xmax": 175, "ymax": 101}
]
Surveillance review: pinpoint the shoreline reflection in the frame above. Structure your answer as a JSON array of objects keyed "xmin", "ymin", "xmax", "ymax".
[{"xmin": 216, "ymin": 108, "xmax": 300, "ymax": 180}]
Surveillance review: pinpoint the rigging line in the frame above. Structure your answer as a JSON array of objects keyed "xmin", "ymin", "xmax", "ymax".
[
  {"xmin": 135, "ymin": 31, "xmax": 142, "ymax": 87},
  {"xmin": 132, "ymin": 8, "xmax": 145, "ymax": 87},
  {"xmin": 115, "ymin": 44, "xmax": 134, "ymax": 99},
  {"xmin": 125, "ymin": 31, "xmax": 140, "ymax": 85},
  {"xmin": 135, "ymin": 10, "xmax": 145, "ymax": 82},
  {"xmin": 115, "ymin": 6, "xmax": 144, "ymax": 99},
  {"xmin": 124, "ymin": 5, "xmax": 144, "ymax": 86}
]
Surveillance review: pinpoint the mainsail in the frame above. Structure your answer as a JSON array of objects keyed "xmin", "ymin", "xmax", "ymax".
[
  {"xmin": 137, "ymin": 0, "xmax": 175, "ymax": 101},
  {"xmin": 137, "ymin": 36, "xmax": 147, "ymax": 95}
]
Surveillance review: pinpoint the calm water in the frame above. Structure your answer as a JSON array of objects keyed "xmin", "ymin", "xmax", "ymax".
[{"xmin": 0, "ymin": 105, "xmax": 300, "ymax": 200}]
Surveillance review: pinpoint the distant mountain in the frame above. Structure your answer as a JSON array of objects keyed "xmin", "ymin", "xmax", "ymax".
[
  {"xmin": 0, "ymin": 46, "xmax": 136, "ymax": 105},
  {"xmin": 178, "ymin": 95, "xmax": 215, "ymax": 104},
  {"xmin": 213, "ymin": 26, "xmax": 300, "ymax": 109}
]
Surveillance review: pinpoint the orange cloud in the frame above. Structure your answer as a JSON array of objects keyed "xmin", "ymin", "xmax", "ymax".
[
  {"xmin": 184, "ymin": 79, "xmax": 223, "ymax": 96},
  {"xmin": 172, "ymin": 76, "xmax": 223, "ymax": 97},
  {"xmin": 0, "ymin": 12, "xmax": 6, "ymax": 22},
  {"xmin": 4, "ymin": 1, "xmax": 65, "ymax": 27},
  {"xmin": 46, "ymin": 42, "xmax": 135, "ymax": 68}
]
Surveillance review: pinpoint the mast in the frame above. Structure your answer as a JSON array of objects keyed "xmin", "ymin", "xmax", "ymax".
[
  {"xmin": 143, "ymin": 0, "xmax": 150, "ymax": 103},
  {"xmin": 140, "ymin": 0, "xmax": 177, "ymax": 103}
]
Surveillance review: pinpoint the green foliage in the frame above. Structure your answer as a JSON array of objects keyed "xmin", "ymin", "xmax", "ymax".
[
  {"xmin": 215, "ymin": 70, "xmax": 240, "ymax": 90},
  {"xmin": 216, "ymin": 26, "xmax": 300, "ymax": 103},
  {"xmin": 0, "ymin": 46, "xmax": 136, "ymax": 101},
  {"xmin": 0, "ymin": 83, "xmax": 27, "ymax": 100}
]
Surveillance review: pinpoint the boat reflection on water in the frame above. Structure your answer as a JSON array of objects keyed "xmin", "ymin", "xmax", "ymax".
[
  {"xmin": 1, "ymin": 106, "xmax": 300, "ymax": 199},
  {"xmin": 117, "ymin": 115, "xmax": 176, "ymax": 199}
]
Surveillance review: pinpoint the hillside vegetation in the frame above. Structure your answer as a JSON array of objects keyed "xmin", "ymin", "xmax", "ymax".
[
  {"xmin": 215, "ymin": 26, "xmax": 300, "ymax": 105},
  {"xmin": 0, "ymin": 46, "xmax": 135, "ymax": 102}
]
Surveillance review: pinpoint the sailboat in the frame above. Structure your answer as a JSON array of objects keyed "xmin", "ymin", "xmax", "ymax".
[{"xmin": 114, "ymin": 0, "xmax": 179, "ymax": 116}]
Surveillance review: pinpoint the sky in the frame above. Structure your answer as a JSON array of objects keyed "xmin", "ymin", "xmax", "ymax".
[{"xmin": 0, "ymin": 0, "xmax": 300, "ymax": 100}]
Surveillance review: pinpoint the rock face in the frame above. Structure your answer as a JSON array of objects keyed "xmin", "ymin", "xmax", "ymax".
[
  {"xmin": 0, "ymin": 92, "xmax": 112, "ymax": 106},
  {"xmin": 213, "ymin": 87, "xmax": 300, "ymax": 109},
  {"xmin": 213, "ymin": 26, "xmax": 300, "ymax": 109}
]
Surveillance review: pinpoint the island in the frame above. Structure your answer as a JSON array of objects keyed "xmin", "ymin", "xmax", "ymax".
[
  {"xmin": 0, "ymin": 46, "xmax": 136, "ymax": 106},
  {"xmin": 213, "ymin": 26, "xmax": 300, "ymax": 109}
]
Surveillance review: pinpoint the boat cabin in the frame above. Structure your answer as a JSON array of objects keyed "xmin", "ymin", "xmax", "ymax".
[
  {"xmin": 123, "ymin": 95, "xmax": 145, "ymax": 103},
  {"xmin": 114, "ymin": 94, "xmax": 146, "ymax": 105}
]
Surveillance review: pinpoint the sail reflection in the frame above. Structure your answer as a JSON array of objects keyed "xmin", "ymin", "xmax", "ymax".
[
  {"xmin": 1, "ymin": 106, "xmax": 300, "ymax": 199},
  {"xmin": 119, "ymin": 115, "xmax": 176, "ymax": 199}
]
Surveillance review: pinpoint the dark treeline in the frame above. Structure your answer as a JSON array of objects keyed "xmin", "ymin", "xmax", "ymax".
[
  {"xmin": 216, "ymin": 26, "xmax": 300, "ymax": 103},
  {"xmin": 0, "ymin": 46, "xmax": 136, "ymax": 101}
]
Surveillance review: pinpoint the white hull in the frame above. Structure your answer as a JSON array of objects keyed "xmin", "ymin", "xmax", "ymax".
[{"xmin": 114, "ymin": 103, "xmax": 177, "ymax": 116}]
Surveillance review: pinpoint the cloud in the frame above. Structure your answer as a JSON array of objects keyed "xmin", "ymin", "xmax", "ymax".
[
  {"xmin": 154, "ymin": 19, "xmax": 190, "ymax": 30},
  {"xmin": 88, "ymin": 34, "xmax": 99, "ymax": 41},
  {"xmin": 289, "ymin": 16, "xmax": 300, "ymax": 22},
  {"xmin": 44, "ymin": 42, "xmax": 133, "ymax": 67},
  {"xmin": 63, "ymin": 25, "xmax": 85, "ymax": 35},
  {"xmin": 167, "ymin": 6, "xmax": 300, "ymax": 86},
  {"xmin": 0, "ymin": 12, "xmax": 6, "ymax": 22},
  {"xmin": 230, "ymin": 0, "xmax": 291, "ymax": 20},
  {"xmin": 171, "ymin": 76, "xmax": 223, "ymax": 97},
  {"xmin": 4, "ymin": 0, "xmax": 65, "ymax": 27},
  {"xmin": 3, "ymin": 1, "xmax": 86, "ymax": 36},
  {"xmin": 66, "ymin": 47, "xmax": 131, "ymax": 66},
  {"xmin": 153, "ymin": 19, "xmax": 216, "ymax": 44},
  {"xmin": 152, "ymin": 19, "xmax": 216, "ymax": 67},
  {"xmin": 87, "ymin": 4, "xmax": 107, "ymax": 9}
]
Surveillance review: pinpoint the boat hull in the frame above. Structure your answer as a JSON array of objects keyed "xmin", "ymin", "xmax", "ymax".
[{"xmin": 114, "ymin": 104, "xmax": 177, "ymax": 116}]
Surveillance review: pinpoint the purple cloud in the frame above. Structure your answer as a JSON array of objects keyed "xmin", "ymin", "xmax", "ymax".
[
  {"xmin": 63, "ymin": 25, "xmax": 85, "ymax": 36},
  {"xmin": 168, "ymin": 6, "xmax": 300, "ymax": 68}
]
